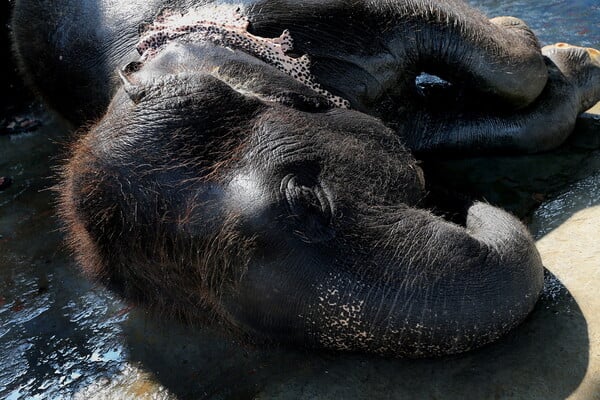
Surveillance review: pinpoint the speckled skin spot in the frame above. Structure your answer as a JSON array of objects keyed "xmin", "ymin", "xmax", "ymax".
[
  {"xmin": 301, "ymin": 272, "xmax": 375, "ymax": 352},
  {"xmin": 136, "ymin": 6, "xmax": 351, "ymax": 109},
  {"xmin": 299, "ymin": 269, "xmax": 529, "ymax": 356}
]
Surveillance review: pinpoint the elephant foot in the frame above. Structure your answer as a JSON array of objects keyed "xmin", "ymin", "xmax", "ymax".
[{"xmin": 543, "ymin": 43, "xmax": 600, "ymax": 111}]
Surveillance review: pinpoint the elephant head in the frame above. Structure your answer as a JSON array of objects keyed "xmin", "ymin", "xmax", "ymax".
[{"xmin": 60, "ymin": 36, "xmax": 545, "ymax": 356}]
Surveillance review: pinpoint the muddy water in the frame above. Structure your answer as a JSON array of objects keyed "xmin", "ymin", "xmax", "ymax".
[
  {"xmin": 1, "ymin": 1, "xmax": 599, "ymax": 399},
  {"xmin": 473, "ymin": 0, "xmax": 600, "ymax": 48}
]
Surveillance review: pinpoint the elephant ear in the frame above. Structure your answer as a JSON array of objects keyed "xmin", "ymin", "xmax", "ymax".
[
  {"xmin": 280, "ymin": 164, "xmax": 335, "ymax": 243},
  {"xmin": 117, "ymin": 61, "xmax": 147, "ymax": 103}
]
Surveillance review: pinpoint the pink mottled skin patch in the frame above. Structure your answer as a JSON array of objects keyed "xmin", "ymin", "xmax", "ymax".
[{"xmin": 136, "ymin": 7, "xmax": 351, "ymax": 108}]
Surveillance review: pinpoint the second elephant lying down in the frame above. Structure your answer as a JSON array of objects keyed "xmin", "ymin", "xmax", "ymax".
[{"xmin": 11, "ymin": 0, "xmax": 600, "ymax": 356}]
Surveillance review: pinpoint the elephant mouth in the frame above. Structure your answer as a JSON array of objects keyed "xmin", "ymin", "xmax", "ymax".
[{"xmin": 135, "ymin": 5, "xmax": 351, "ymax": 108}]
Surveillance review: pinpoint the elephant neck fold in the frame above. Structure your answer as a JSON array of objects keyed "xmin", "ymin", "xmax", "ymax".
[{"xmin": 136, "ymin": 6, "xmax": 351, "ymax": 109}]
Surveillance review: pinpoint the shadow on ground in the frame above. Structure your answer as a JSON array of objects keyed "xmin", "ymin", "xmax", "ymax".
[{"xmin": 118, "ymin": 273, "xmax": 588, "ymax": 400}]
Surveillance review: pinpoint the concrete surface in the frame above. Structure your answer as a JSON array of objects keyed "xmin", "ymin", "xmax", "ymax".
[{"xmin": 535, "ymin": 206, "xmax": 600, "ymax": 400}]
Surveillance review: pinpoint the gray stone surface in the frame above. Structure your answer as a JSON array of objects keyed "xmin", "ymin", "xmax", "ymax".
[{"xmin": 535, "ymin": 197, "xmax": 600, "ymax": 399}]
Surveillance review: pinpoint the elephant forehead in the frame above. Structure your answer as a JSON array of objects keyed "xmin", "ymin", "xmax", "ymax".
[{"xmin": 135, "ymin": 5, "xmax": 350, "ymax": 108}]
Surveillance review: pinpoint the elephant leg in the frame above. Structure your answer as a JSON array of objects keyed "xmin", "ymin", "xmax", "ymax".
[
  {"xmin": 432, "ymin": 15, "xmax": 549, "ymax": 108},
  {"xmin": 11, "ymin": 0, "xmax": 165, "ymax": 125},
  {"xmin": 402, "ymin": 44, "xmax": 600, "ymax": 154},
  {"xmin": 380, "ymin": 4, "xmax": 550, "ymax": 109}
]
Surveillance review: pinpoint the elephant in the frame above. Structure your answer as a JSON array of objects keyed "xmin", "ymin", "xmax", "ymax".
[{"xmin": 11, "ymin": 0, "xmax": 600, "ymax": 357}]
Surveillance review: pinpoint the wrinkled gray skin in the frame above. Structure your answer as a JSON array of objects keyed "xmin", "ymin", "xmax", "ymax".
[{"xmin": 11, "ymin": 0, "xmax": 600, "ymax": 356}]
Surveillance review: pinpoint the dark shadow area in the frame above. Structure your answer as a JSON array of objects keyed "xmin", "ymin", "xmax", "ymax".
[
  {"xmin": 0, "ymin": 1, "xmax": 30, "ymax": 118},
  {"xmin": 421, "ymin": 130, "xmax": 600, "ymax": 223},
  {"xmin": 119, "ymin": 270, "xmax": 588, "ymax": 400}
]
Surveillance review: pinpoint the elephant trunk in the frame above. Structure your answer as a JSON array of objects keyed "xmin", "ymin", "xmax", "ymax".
[
  {"xmin": 299, "ymin": 203, "xmax": 544, "ymax": 357},
  {"xmin": 400, "ymin": 10, "xmax": 548, "ymax": 109}
]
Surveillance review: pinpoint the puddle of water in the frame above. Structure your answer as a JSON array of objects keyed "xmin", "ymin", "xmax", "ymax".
[
  {"xmin": 0, "ymin": 116, "xmax": 145, "ymax": 398},
  {"xmin": 472, "ymin": 0, "xmax": 600, "ymax": 47},
  {"xmin": 531, "ymin": 171, "xmax": 600, "ymax": 238}
]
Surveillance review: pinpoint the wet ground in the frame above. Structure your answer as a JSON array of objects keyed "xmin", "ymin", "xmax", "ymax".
[{"xmin": 1, "ymin": 1, "xmax": 599, "ymax": 399}]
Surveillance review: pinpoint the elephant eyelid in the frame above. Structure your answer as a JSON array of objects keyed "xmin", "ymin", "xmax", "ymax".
[{"xmin": 279, "ymin": 172, "xmax": 335, "ymax": 243}]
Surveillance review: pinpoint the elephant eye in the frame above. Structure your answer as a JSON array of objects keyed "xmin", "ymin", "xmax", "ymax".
[{"xmin": 279, "ymin": 165, "xmax": 335, "ymax": 243}]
